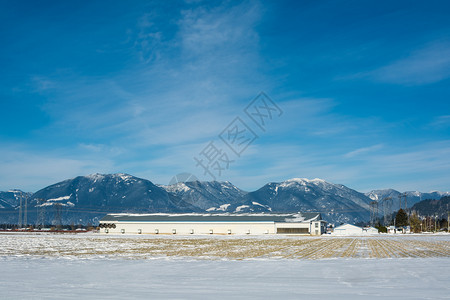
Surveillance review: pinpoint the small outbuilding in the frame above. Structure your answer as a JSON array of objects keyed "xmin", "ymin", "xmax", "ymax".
[
  {"xmin": 333, "ymin": 224, "xmax": 379, "ymax": 235},
  {"xmin": 332, "ymin": 223, "xmax": 363, "ymax": 235},
  {"xmin": 362, "ymin": 226, "xmax": 379, "ymax": 234}
]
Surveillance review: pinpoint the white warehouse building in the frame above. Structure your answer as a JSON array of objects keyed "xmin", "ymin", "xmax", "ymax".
[
  {"xmin": 99, "ymin": 213, "xmax": 327, "ymax": 235},
  {"xmin": 332, "ymin": 223, "xmax": 379, "ymax": 235}
]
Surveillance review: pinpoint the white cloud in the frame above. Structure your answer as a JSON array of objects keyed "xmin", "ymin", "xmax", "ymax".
[
  {"xmin": 429, "ymin": 115, "xmax": 450, "ymax": 129},
  {"xmin": 370, "ymin": 39, "xmax": 450, "ymax": 85},
  {"xmin": 344, "ymin": 144, "xmax": 383, "ymax": 158}
]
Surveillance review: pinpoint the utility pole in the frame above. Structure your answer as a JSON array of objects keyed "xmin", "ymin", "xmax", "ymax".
[
  {"xmin": 18, "ymin": 194, "xmax": 23, "ymax": 228},
  {"xmin": 447, "ymin": 203, "xmax": 450, "ymax": 233},
  {"xmin": 383, "ymin": 197, "xmax": 392, "ymax": 226},
  {"xmin": 447, "ymin": 204, "xmax": 449, "ymax": 233},
  {"xmin": 370, "ymin": 201, "xmax": 379, "ymax": 226},
  {"xmin": 434, "ymin": 214, "xmax": 437, "ymax": 233}
]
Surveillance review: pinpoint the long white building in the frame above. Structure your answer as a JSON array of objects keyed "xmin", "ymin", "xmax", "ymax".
[{"xmin": 99, "ymin": 213, "xmax": 326, "ymax": 235}]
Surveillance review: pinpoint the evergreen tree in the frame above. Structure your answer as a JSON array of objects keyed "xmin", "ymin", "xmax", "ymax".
[
  {"xmin": 409, "ymin": 212, "xmax": 421, "ymax": 233},
  {"xmin": 395, "ymin": 209, "xmax": 408, "ymax": 227}
]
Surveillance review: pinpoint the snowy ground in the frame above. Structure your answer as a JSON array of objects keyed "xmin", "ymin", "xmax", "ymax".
[
  {"xmin": 1, "ymin": 233, "xmax": 449, "ymax": 299},
  {"xmin": 1, "ymin": 232, "xmax": 449, "ymax": 259}
]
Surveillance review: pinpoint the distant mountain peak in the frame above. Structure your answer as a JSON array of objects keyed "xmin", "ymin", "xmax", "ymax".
[
  {"xmin": 85, "ymin": 173, "xmax": 106, "ymax": 180},
  {"xmin": 286, "ymin": 177, "xmax": 324, "ymax": 182},
  {"xmin": 281, "ymin": 178, "xmax": 327, "ymax": 186},
  {"xmin": 6, "ymin": 189, "xmax": 25, "ymax": 193}
]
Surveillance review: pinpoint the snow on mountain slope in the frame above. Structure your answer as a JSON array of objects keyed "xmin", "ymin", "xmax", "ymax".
[
  {"xmin": 365, "ymin": 189, "xmax": 450, "ymax": 212},
  {"xmin": 24, "ymin": 173, "xmax": 201, "ymax": 224},
  {"xmin": 160, "ymin": 181, "xmax": 247, "ymax": 210},
  {"xmin": 2, "ymin": 173, "xmax": 448, "ymax": 226},
  {"xmin": 0, "ymin": 190, "xmax": 32, "ymax": 209},
  {"xmin": 242, "ymin": 178, "xmax": 372, "ymax": 224}
]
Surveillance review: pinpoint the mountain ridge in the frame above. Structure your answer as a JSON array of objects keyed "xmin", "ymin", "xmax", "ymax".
[{"xmin": 1, "ymin": 173, "xmax": 449, "ymax": 225}]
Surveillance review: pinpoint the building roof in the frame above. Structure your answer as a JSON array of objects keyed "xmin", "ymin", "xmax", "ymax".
[
  {"xmin": 334, "ymin": 223, "xmax": 362, "ymax": 230},
  {"xmin": 100, "ymin": 212, "xmax": 322, "ymax": 223}
]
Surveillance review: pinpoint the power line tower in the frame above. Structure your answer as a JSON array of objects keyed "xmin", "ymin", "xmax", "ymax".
[
  {"xmin": 398, "ymin": 194, "xmax": 402, "ymax": 210},
  {"xmin": 36, "ymin": 199, "xmax": 46, "ymax": 229},
  {"xmin": 24, "ymin": 194, "xmax": 27, "ymax": 228},
  {"xmin": 403, "ymin": 192, "xmax": 408, "ymax": 210},
  {"xmin": 18, "ymin": 194, "xmax": 23, "ymax": 228},
  {"xmin": 370, "ymin": 201, "xmax": 378, "ymax": 226},
  {"xmin": 54, "ymin": 203, "xmax": 63, "ymax": 230},
  {"xmin": 382, "ymin": 197, "xmax": 392, "ymax": 226}
]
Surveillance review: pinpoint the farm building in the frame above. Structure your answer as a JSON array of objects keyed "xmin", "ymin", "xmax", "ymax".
[
  {"xmin": 333, "ymin": 224, "xmax": 379, "ymax": 235},
  {"xmin": 387, "ymin": 226, "xmax": 411, "ymax": 234},
  {"xmin": 363, "ymin": 226, "xmax": 379, "ymax": 234},
  {"xmin": 333, "ymin": 224, "xmax": 363, "ymax": 235},
  {"xmin": 99, "ymin": 213, "xmax": 327, "ymax": 235}
]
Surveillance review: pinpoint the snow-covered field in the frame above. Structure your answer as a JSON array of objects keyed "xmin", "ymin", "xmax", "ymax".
[
  {"xmin": 1, "ymin": 233, "xmax": 449, "ymax": 299},
  {"xmin": 1, "ymin": 232, "xmax": 449, "ymax": 259}
]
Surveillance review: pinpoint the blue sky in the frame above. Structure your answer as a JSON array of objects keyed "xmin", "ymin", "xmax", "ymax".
[{"xmin": 1, "ymin": 0, "xmax": 450, "ymax": 192}]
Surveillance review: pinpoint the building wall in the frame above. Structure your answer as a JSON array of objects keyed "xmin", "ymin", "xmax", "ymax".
[
  {"xmin": 101, "ymin": 221, "xmax": 277, "ymax": 235},
  {"xmin": 332, "ymin": 224, "xmax": 363, "ymax": 235},
  {"xmin": 100, "ymin": 220, "xmax": 326, "ymax": 235},
  {"xmin": 275, "ymin": 222, "xmax": 310, "ymax": 234}
]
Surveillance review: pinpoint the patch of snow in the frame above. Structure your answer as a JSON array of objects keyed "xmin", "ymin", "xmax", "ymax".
[
  {"xmin": 368, "ymin": 193, "xmax": 379, "ymax": 201},
  {"xmin": 47, "ymin": 195, "xmax": 71, "ymax": 202},
  {"xmin": 235, "ymin": 205, "xmax": 249, "ymax": 212},
  {"xmin": 206, "ymin": 204, "xmax": 231, "ymax": 212},
  {"xmin": 218, "ymin": 204, "xmax": 230, "ymax": 211},
  {"xmin": 38, "ymin": 202, "xmax": 72, "ymax": 207},
  {"xmin": 1, "ymin": 235, "xmax": 450, "ymax": 299},
  {"xmin": 279, "ymin": 178, "xmax": 327, "ymax": 188},
  {"xmin": 86, "ymin": 173, "xmax": 105, "ymax": 182},
  {"xmin": 116, "ymin": 173, "xmax": 132, "ymax": 181},
  {"xmin": 7, "ymin": 189, "xmax": 22, "ymax": 193},
  {"xmin": 176, "ymin": 183, "xmax": 190, "ymax": 193}
]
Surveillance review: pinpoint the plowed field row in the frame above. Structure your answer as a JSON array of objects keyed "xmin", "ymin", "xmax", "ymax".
[{"xmin": 1, "ymin": 234, "xmax": 449, "ymax": 259}]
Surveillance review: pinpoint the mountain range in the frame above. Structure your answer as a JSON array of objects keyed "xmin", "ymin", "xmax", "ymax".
[
  {"xmin": 0, "ymin": 173, "xmax": 448, "ymax": 226},
  {"xmin": 365, "ymin": 189, "xmax": 450, "ymax": 211}
]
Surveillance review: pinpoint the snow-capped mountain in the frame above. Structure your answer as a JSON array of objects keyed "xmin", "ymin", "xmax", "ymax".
[
  {"xmin": 160, "ymin": 181, "xmax": 247, "ymax": 211},
  {"xmin": 241, "ymin": 178, "xmax": 372, "ymax": 224},
  {"xmin": 5, "ymin": 173, "xmax": 200, "ymax": 225},
  {"xmin": 410, "ymin": 196, "xmax": 450, "ymax": 218},
  {"xmin": 365, "ymin": 189, "xmax": 450, "ymax": 211},
  {"xmin": 0, "ymin": 190, "xmax": 31, "ymax": 209},
  {"xmin": 31, "ymin": 173, "xmax": 198, "ymax": 211},
  {"xmin": 1, "ymin": 173, "xmax": 448, "ymax": 226}
]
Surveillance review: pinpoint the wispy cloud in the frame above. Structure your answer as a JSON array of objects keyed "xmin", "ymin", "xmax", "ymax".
[
  {"xmin": 369, "ymin": 39, "xmax": 450, "ymax": 85},
  {"xmin": 0, "ymin": 144, "xmax": 117, "ymax": 192},
  {"xmin": 428, "ymin": 115, "xmax": 450, "ymax": 129},
  {"xmin": 2, "ymin": 1, "xmax": 449, "ymax": 195},
  {"xmin": 344, "ymin": 144, "xmax": 383, "ymax": 158}
]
